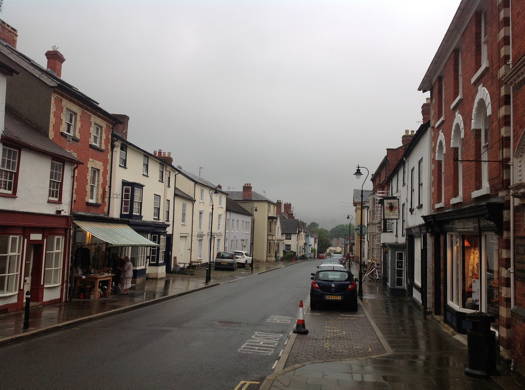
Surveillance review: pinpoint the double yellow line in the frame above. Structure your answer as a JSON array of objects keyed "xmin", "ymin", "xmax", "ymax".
[{"xmin": 233, "ymin": 380, "xmax": 260, "ymax": 390}]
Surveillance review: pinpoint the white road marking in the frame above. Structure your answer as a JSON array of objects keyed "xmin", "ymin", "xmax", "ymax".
[
  {"xmin": 238, "ymin": 331, "xmax": 283, "ymax": 355},
  {"xmin": 265, "ymin": 315, "xmax": 293, "ymax": 324},
  {"xmin": 272, "ymin": 360, "xmax": 278, "ymax": 370}
]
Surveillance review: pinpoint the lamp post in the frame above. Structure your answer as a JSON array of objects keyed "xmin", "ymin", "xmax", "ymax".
[
  {"xmin": 346, "ymin": 214, "xmax": 353, "ymax": 265},
  {"xmin": 250, "ymin": 206, "xmax": 257, "ymax": 273},
  {"xmin": 353, "ymin": 164, "xmax": 369, "ymax": 300},
  {"xmin": 206, "ymin": 187, "xmax": 219, "ymax": 284}
]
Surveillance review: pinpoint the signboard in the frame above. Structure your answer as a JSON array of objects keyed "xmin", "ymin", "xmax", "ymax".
[{"xmin": 383, "ymin": 197, "xmax": 399, "ymax": 220}]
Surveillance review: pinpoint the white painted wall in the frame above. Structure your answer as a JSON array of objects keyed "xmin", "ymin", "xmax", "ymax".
[
  {"xmin": 0, "ymin": 147, "xmax": 73, "ymax": 215},
  {"xmin": 225, "ymin": 211, "xmax": 251, "ymax": 252}
]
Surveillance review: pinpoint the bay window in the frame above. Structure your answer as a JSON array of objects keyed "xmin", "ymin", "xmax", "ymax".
[
  {"xmin": 133, "ymin": 187, "xmax": 143, "ymax": 216},
  {"xmin": 0, "ymin": 235, "xmax": 22, "ymax": 295}
]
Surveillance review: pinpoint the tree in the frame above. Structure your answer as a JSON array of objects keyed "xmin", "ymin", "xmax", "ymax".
[
  {"xmin": 329, "ymin": 224, "xmax": 354, "ymax": 239},
  {"xmin": 307, "ymin": 222, "xmax": 319, "ymax": 231},
  {"xmin": 317, "ymin": 228, "xmax": 331, "ymax": 253}
]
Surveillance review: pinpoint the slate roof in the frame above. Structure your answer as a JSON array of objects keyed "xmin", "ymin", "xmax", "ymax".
[
  {"xmin": 175, "ymin": 168, "xmax": 227, "ymax": 194},
  {"xmin": 280, "ymin": 217, "xmax": 298, "ymax": 235},
  {"xmin": 226, "ymin": 198, "xmax": 252, "ymax": 216},
  {"xmin": 353, "ymin": 189, "xmax": 372, "ymax": 204},
  {"xmin": 0, "ymin": 40, "xmax": 117, "ymax": 123},
  {"xmin": 227, "ymin": 191, "xmax": 275, "ymax": 203},
  {"xmin": 174, "ymin": 188, "xmax": 194, "ymax": 201},
  {"xmin": 2, "ymin": 112, "xmax": 78, "ymax": 162}
]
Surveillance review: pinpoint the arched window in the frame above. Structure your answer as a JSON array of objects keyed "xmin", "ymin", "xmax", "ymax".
[
  {"xmin": 435, "ymin": 132, "xmax": 446, "ymax": 205},
  {"xmin": 451, "ymin": 113, "xmax": 464, "ymax": 200},
  {"xmin": 471, "ymin": 86, "xmax": 492, "ymax": 193}
]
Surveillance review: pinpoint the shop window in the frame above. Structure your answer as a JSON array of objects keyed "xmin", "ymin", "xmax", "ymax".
[
  {"xmin": 463, "ymin": 236, "xmax": 480, "ymax": 310},
  {"xmin": 48, "ymin": 160, "xmax": 64, "ymax": 202},
  {"xmin": 131, "ymin": 239, "xmax": 148, "ymax": 269},
  {"xmin": 44, "ymin": 236, "xmax": 64, "ymax": 286},
  {"xmin": 0, "ymin": 235, "xmax": 22, "ymax": 295},
  {"xmin": 0, "ymin": 144, "xmax": 19, "ymax": 195},
  {"xmin": 149, "ymin": 234, "xmax": 159, "ymax": 264},
  {"xmin": 159, "ymin": 235, "xmax": 166, "ymax": 264}
]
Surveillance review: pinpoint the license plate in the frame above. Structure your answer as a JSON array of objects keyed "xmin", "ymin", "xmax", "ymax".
[{"xmin": 324, "ymin": 295, "xmax": 342, "ymax": 301}]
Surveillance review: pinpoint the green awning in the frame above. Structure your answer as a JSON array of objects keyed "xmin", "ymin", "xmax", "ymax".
[{"xmin": 74, "ymin": 221, "xmax": 158, "ymax": 247}]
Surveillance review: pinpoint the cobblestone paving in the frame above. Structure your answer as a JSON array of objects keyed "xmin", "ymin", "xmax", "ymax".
[{"xmin": 285, "ymin": 308, "xmax": 386, "ymax": 367}]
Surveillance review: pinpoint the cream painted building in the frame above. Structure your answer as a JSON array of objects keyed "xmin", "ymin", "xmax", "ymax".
[
  {"xmin": 353, "ymin": 189, "xmax": 371, "ymax": 261},
  {"xmin": 173, "ymin": 169, "xmax": 226, "ymax": 266},
  {"xmin": 227, "ymin": 184, "xmax": 278, "ymax": 262}
]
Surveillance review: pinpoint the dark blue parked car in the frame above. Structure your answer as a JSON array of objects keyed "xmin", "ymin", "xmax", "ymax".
[{"xmin": 310, "ymin": 267, "xmax": 357, "ymax": 311}]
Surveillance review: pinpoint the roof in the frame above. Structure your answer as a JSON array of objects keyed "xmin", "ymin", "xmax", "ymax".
[
  {"xmin": 281, "ymin": 217, "xmax": 299, "ymax": 234},
  {"xmin": 226, "ymin": 197, "xmax": 252, "ymax": 216},
  {"xmin": 227, "ymin": 191, "xmax": 275, "ymax": 204},
  {"xmin": 385, "ymin": 121, "xmax": 431, "ymax": 183},
  {"xmin": 418, "ymin": 0, "xmax": 473, "ymax": 91},
  {"xmin": 175, "ymin": 167, "xmax": 227, "ymax": 194},
  {"xmin": 353, "ymin": 189, "xmax": 372, "ymax": 204},
  {"xmin": 2, "ymin": 112, "xmax": 79, "ymax": 162},
  {"xmin": 175, "ymin": 188, "xmax": 194, "ymax": 202},
  {"xmin": 0, "ymin": 40, "xmax": 118, "ymax": 123}
]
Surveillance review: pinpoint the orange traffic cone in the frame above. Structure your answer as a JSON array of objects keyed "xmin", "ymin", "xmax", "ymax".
[{"xmin": 293, "ymin": 300, "xmax": 309, "ymax": 335}]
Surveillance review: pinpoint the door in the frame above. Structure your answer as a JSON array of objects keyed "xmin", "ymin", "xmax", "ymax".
[
  {"xmin": 179, "ymin": 236, "xmax": 188, "ymax": 264},
  {"xmin": 25, "ymin": 244, "xmax": 44, "ymax": 303}
]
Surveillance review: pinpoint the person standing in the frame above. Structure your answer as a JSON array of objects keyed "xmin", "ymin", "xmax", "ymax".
[{"xmin": 121, "ymin": 257, "xmax": 133, "ymax": 294}]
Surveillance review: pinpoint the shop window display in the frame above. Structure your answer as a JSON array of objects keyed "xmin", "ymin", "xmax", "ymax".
[{"xmin": 463, "ymin": 236, "xmax": 480, "ymax": 310}]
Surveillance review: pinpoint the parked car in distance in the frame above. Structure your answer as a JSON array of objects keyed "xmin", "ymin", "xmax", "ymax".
[
  {"xmin": 317, "ymin": 263, "xmax": 346, "ymax": 271},
  {"xmin": 214, "ymin": 251, "xmax": 238, "ymax": 270},
  {"xmin": 234, "ymin": 251, "xmax": 252, "ymax": 266},
  {"xmin": 318, "ymin": 253, "xmax": 326, "ymax": 259},
  {"xmin": 310, "ymin": 268, "xmax": 357, "ymax": 311}
]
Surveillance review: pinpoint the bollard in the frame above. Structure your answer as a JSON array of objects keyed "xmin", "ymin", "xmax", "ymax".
[
  {"xmin": 464, "ymin": 313, "xmax": 497, "ymax": 377},
  {"xmin": 23, "ymin": 291, "xmax": 31, "ymax": 330}
]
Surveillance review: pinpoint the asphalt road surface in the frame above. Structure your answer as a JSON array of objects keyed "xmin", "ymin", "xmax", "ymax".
[{"xmin": 0, "ymin": 260, "xmax": 318, "ymax": 390}]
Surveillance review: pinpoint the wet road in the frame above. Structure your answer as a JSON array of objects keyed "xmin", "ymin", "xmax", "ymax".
[{"xmin": 0, "ymin": 261, "xmax": 316, "ymax": 390}]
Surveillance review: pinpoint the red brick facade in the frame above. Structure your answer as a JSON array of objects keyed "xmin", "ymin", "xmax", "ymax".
[{"xmin": 49, "ymin": 92, "xmax": 114, "ymax": 215}]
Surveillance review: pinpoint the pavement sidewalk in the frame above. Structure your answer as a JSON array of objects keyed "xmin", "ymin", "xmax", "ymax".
[
  {"xmin": 262, "ymin": 277, "xmax": 523, "ymax": 390},
  {"xmin": 0, "ymin": 260, "xmax": 297, "ymax": 344}
]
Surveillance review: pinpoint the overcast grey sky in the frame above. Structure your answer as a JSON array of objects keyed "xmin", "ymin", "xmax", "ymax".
[{"xmin": 3, "ymin": 0, "xmax": 458, "ymax": 228}]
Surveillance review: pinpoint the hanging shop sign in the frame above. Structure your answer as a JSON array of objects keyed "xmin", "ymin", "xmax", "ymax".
[{"xmin": 383, "ymin": 197, "xmax": 399, "ymax": 220}]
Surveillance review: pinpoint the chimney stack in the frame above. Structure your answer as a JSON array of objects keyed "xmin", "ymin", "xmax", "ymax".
[
  {"xmin": 154, "ymin": 150, "xmax": 174, "ymax": 166},
  {"xmin": 421, "ymin": 98, "xmax": 431, "ymax": 124},
  {"xmin": 402, "ymin": 129, "xmax": 414, "ymax": 146},
  {"xmin": 276, "ymin": 200, "xmax": 282, "ymax": 216},
  {"xmin": 0, "ymin": 20, "xmax": 17, "ymax": 48},
  {"xmin": 112, "ymin": 114, "xmax": 129, "ymax": 139},
  {"xmin": 283, "ymin": 202, "xmax": 293, "ymax": 218},
  {"xmin": 242, "ymin": 183, "xmax": 252, "ymax": 200},
  {"xmin": 45, "ymin": 49, "xmax": 65, "ymax": 78}
]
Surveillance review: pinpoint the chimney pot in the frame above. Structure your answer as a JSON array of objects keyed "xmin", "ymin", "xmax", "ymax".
[
  {"xmin": 421, "ymin": 98, "xmax": 431, "ymax": 124},
  {"xmin": 276, "ymin": 200, "xmax": 282, "ymax": 216},
  {"xmin": 45, "ymin": 49, "xmax": 66, "ymax": 78},
  {"xmin": 0, "ymin": 20, "xmax": 17, "ymax": 48},
  {"xmin": 402, "ymin": 130, "xmax": 414, "ymax": 146}
]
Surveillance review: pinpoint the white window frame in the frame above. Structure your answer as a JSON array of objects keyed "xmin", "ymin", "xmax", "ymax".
[
  {"xmin": 121, "ymin": 185, "xmax": 131, "ymax": 214},
  {"xmin": 153, "ymin": 194, "xmax": 161, "ymax": 220},
  {"xmin": 64, "ymin": 109, "xmax": 77, "ymax": 136},
  {"xmin": 200, "ymin": 188, "xmax": 204, "ymax": 201},
  {"xmin": 199, "ymin": 211, "xmax": 203, "ymax": 230},
  {"xmin": 143, "ymin": 155, "xmax": 149, "ymax": 176},
  {"xmin": 44, "ymin": 236, "xmax": 64, "ymax": 287},
  {"xmin": 198, "ymin": 239, "xmax": 203, "ymax": 259},
  {"xmin": 133, "ymin": 187, "xmax": 143, "ymax": 215},
  {"xmin": 0, "ymin": 235, "xmax": 22, "ymax": 296},
  {"xmin": 91, "ymin": 124, "xmax": 103, "ymax": 148},
  {"xmin": 159, "ymin": 163, "xmax": 164, "ymax": 183},
  {"xmin": 88, "ymin": 167, "xmax": 100, "ymax": 203},
  {"xmin": 48, "ymin": 160, "xmax": 64, "ymax": 201},
  {"xmin": 0, "ymin": 145, "xmax": 19, "ymax": 194},
  {"xmin": 217, "ymin": 214, "xmax": 222, "ymax": 230},
  {"xmin": 119, "ymin": 144, "xmax": 127, "ymax": 167},
  {"xmin": 165, "ymin": 199, "xmax": 170, "ymax": 222}
]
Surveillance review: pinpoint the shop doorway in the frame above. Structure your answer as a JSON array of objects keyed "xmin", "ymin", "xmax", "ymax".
[{"xmin": 23, "ymin": 244, "xmax": 44, "ymax": 304}]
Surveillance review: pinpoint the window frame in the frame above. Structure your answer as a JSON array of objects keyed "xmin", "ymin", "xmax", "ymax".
[
  {"xmin": 181, "ymin": 202, "xmax": 187, "ymax": 224},
  {"xmin": 88, "ymin": 167, "xmax": 100, "ymax": 203},
  {"xmin": 64, "ymin": 109, "xmax": 77, "ymax": 136},
  {"xmin": 165, "ymin": 199, "xmax": 170, "ymax": 222},
  {"xmin": 159, "ymin": 163, "xmax": 164, "ymax": 183},
  {"xmin": 121, "ymin": 185, "xmax": 132, "ymax": 215},
  {"xmin": 0, "ymin": 235, "xmax": 22, "ymax": 296},
  {"xmin": 153, "ymin": 194, "xmax": 161, "ymax": 220},
  {"xmin": 133, "ymin": 187, "xmax": 143, "ymax": 216},
  {"xmin": 48, "ymin": 159, "xmax": 65, "ymax": 203},
  {"xmin": 91, "ymin": 123, "xmax": 103, "ymax": 148},
  {"xmin": 142, "ymin": 155, "xmax": 149, "ymax": 176},
  {"xmin": 44, "ymin": 235, "xmax": 64, "ymax": 287},
  {"xmin": 0, "ymin": 144, "xmax": 20, "ymax": 196},
  {"xmin": 119, "ymin": 143, "xmax": 127, "ymax": 168},
  {"xmin": 410, "ymin": 167, "xmax": 414, "ymax": 211},
  {"xmin": 417, "ymin": 158, "xmax": 423, "ymax": 207}
]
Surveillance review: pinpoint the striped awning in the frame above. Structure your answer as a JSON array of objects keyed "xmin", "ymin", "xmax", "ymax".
[{"xmin": 74, "ymin": 221, "xmax": 158, "ymax": 247}]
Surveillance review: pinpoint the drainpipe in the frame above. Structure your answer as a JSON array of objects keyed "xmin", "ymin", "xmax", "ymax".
[
  {"xmin": 171, "ymin": 170, "xmax": 179, "ymax": 269},
  {"xmin": 107, "ymin": 136, "xmax": 115, "ymax": 216},
  {"xmin": 508, "ymin": 0, "xmax": 515, "ymax": 310},
  {"xmin": 189, "ymin": 181, "xmax": 196, "ymax": 261},
  {"xmin": 66, "ymin": 162, "xmax": 78, "ymax": 301}
]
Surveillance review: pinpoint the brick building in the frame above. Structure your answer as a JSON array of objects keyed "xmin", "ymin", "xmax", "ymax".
[
  {"xmin": 504, "ymin": 0, "xmax": 525, "ymax": 374},
  {"xmin": 419, "ymin": 0, "xmax": 512, "ymax": 359}
]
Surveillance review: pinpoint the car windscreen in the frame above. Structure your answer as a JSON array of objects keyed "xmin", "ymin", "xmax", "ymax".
[
  {"xmin": 317, "ymin": 271, "xmax": 349, "ymax": 281},
  {"xmin": 216, "ymin": 252, "xmax": 234, "ymax": 259}
]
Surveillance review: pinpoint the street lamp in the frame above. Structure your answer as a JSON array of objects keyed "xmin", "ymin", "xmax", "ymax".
[
  {"xmin": 346, "ymin": 214, "xmax": 353, "ymax": 263},
  {"xmin": 250, "ymin": 206, "xmax": 257, "ymax": 273},
  {"xmin": 206, "ymin": 187, "xmax": 219, "ymax": 284},
  {"xmin": 353, "ymin": 164, "xmax": 369, "ymax": 300}
]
